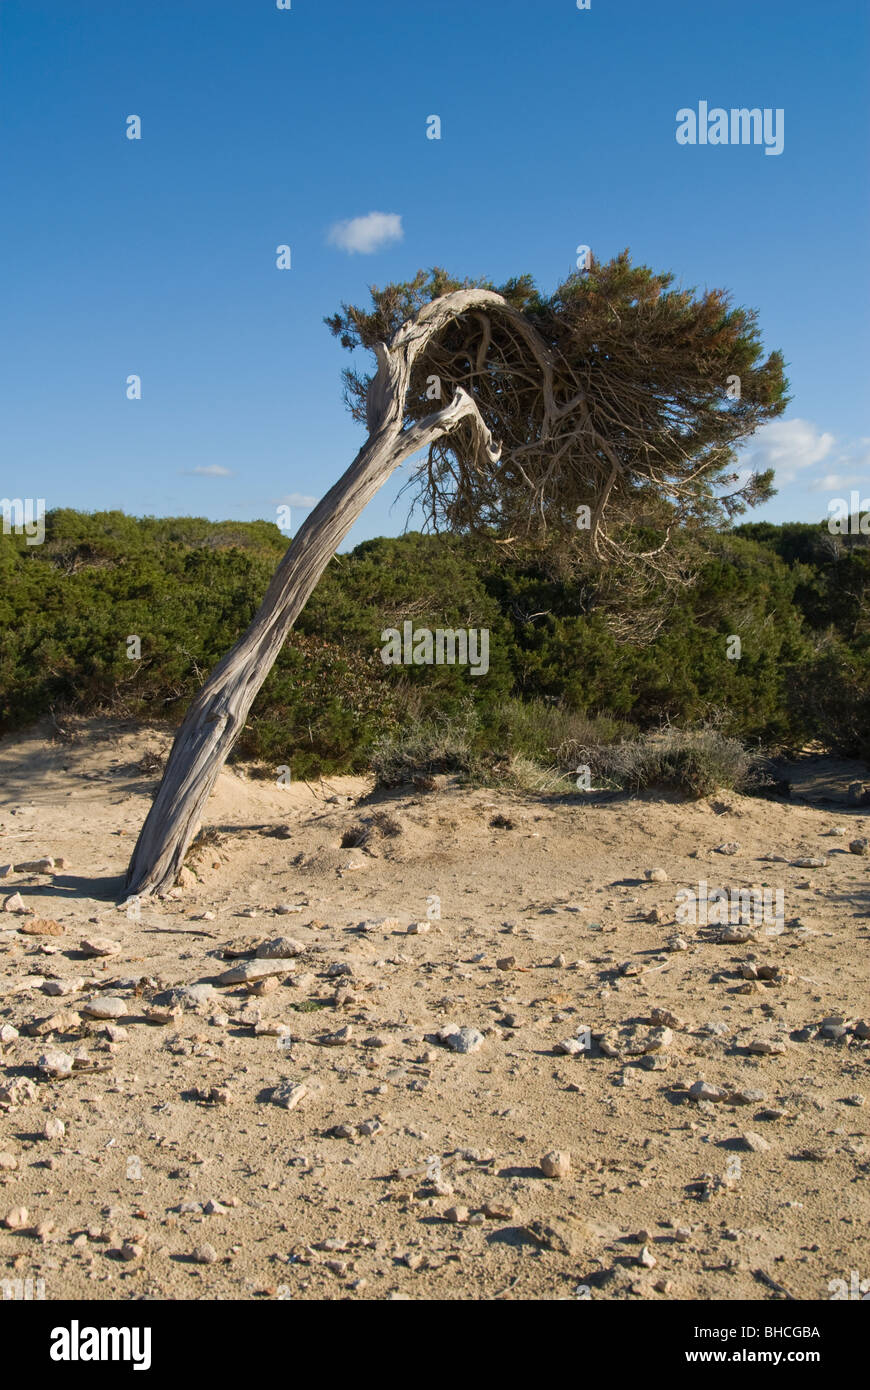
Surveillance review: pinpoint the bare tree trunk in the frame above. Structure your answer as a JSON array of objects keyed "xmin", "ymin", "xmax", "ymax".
[{"xmin": 124, "ymin": 291, "xmax": 508, "ymax": 897}]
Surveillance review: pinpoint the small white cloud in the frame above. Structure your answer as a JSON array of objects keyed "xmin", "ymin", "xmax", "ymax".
[
  {"xmin": 273, "ymin": 492, "xmax": 318, "ymax": 508},
  {"xmin": 740, "ymin": 418, "xmax": 834, "ymax": 483},
  {"xmin": 185, "ymin": 465, "xmax": 233, "ymax": 477},
  {"xmin": 327, "ymin": 211, "xmax": 403, "ymax": 255},
  {"xmin": 809, "ymin": 473, "xmax": 861, "ymax": 493}
]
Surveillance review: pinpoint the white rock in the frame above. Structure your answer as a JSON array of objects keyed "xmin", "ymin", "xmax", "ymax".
[
  {"xmin": 255, "ymin": 935, "xmax": 307, "ymax": 959},
  {"xmin": 540, "ymin": 1150, "xmax": 571, "ymax": 1179},
  {"xmin": 272, "ymin": 1080, "xmax": 308, "ymax": 1111},
  {"xmin": 81, "ymin": 996, "xmax": 128, "ymax": 1020},
  {"xmin": 218, "ymin": 957, "xmax": 294, "ymax": 985},
  {"xmin": 445, "ymin": 1027, "xmax": 485, "ymax": 1054},
  {"xmin": 38, "ymin": 1049, "xmax": 74, "ymax": 1078},
  {"xmin": 79, "ymin": 936, "xmax": 121, "ymax": 957},
  {"xmin": 43, "ymin": 1117, "xmax": 65, "ymax": 1140}
]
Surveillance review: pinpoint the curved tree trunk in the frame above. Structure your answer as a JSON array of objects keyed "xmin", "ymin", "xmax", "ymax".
[{"xmin": 124, "ymin": 290, "xmax": 508, "ymax": 897}]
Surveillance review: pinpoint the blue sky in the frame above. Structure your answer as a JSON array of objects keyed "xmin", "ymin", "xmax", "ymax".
[{"xmin": 1, "ymin": 0, "xmax": 867, "ymax": 547}]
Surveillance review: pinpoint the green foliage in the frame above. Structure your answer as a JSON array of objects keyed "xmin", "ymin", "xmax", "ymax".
[{"xmin": 1, "ymin": 510, "xmax": 867, "ymax": 777}]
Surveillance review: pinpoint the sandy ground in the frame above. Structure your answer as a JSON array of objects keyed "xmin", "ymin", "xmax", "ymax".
[{"xmin": 0, "ymin": 717, "xmax": 868, "ymax": 1303}]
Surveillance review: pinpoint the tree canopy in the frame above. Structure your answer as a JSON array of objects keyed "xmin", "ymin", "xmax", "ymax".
[{"xmin": 326, "ymin": 252, "xmax": 789, "ymax": 579}]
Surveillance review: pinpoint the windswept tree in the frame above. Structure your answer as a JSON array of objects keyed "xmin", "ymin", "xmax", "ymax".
[{"xmin": 125, "ymin": 252, "xmax": 787, "ymax": 896}]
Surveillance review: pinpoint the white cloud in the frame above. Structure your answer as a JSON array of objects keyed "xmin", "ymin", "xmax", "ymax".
[
  {"xmin": 740, "ymin": 418, "xmax": 834, "ymax": 483},
  {"xmin": 327, "ymin": 211, "xmax": 403, "ymax": 255},
  {"xmin": 809, "ymin": 472, "xmax": 861, "ymax": 493},
  {"xmin": 273, "ymin": 492, "xmax": 318, "ymax": 508},
  {"xmin": 185, "ymin": 464, "xmax": 233, "ymax": 477}
]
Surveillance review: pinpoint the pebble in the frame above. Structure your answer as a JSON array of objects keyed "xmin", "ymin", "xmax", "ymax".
[
  {"xmin": 739, "ymin": 1131, "xmax": 771, "ymax": 1153},
  {"xmin": 540, "ymin": 1149, "xmax": 571, "ymax": 1179},
  {"xmin": 272, "ymin": 1081, "xmax": 308, "ymax": 1111},
  {"xmin": 38, "ymin": 1049, "xmax": 74, "ymax": 1078},
  {"xmin": 81, "ymin": 996, "xmax": 127, "ymax": 1020},
  {"xmin": 555, "ymin": 1038, "xmax": 585, "ymax": 1056},
  {"xmin": 3, "ymin": 893, "xmax": 29, "ymax": 914},
  {"xmin": 445, "ymin": 1206, "xmax": 469, "ymax": 1223},
  {"xmin": 645, "ymin": 868, "xmax": 668, "ymax": 882},
  {"xmin": 715, "ymin": 842, "xmax": 740, "ymax": 855},
  {"xmin": 496, "ymin": 956, "xmax": 517, "ymax": 970},
  {"xmin": 746, "ymin": 1038, "xmax": 787, "ymax": 1056},
  {"xmin": 192, "ymin": 1243, "xmax": 217, "ymax": 1264},
  {"xmin": 445, "ymin": 1027, "xmax": 485, "ymax": 1055},
  {"xmin": 792, "ymin": 857, "xmax": 827, "ymax": 868},
  {"xmin": 79, "ymin": 936, "xmax": 121, "ymax": 957},
  {"xmin": 406, "ymin": 922, "xmax": 430, "ymax": 934},
  {"xmin": 19, "ymin": 918, "xmax": 63, "ymax": 936},
  {"xmin": 217, "ymin": 958, "xmax": 293, "ymax": 985},
  {"xmin": 255, "ymin": 936, "xmax": 306, "ymax": 959},
  {"xmin": 42, "ymin": 977, "xmax": 84, "ymax": 997},
  {"xmin": 0, "ymin": 1023, "xmax": 20, "ymax": 1043},
  {"xmin": 3, "ymin": 1206, "xmax": 28, "ymax": 1229},
  {"xmin": 848, "ymin": 838, "xmax": 869, "ymax": 855},
  {"xmin": 688, "ymin": 1081, "xmax": 725, "ymax": 1103},
  {"xmin": 43, "ymin": 1117, "xmax": 65, "ymax": 1140}
]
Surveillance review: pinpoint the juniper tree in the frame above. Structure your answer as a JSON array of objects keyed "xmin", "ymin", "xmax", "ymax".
[{"xmin": 125, "ymin": 251, "xmax": 787, "ymax": 896}]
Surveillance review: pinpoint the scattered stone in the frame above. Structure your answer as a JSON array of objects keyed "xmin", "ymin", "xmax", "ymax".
[
  {"xmin": 645, "ymin": 868, "xmax": 668, "ymax": 882},
  {"xmin": 322, "ymin": 1026, "xmax": 353, "ymax": 1046},
  {"xmin": 272, "ymin": 1081, "xmax": 307, "ymax": 1111},
  {"xmin": 715, "ymin": 842, "xmax": 740, "ymax": 855},
  {"xmin": 43, "ymin": 1117, "xmax": 65, "ymax": 1140},
  {"xmin": 483, "ymin": 1201, "xmax": 516, "ymax": 1220},
  {"xmin": 540, "ymin": 1150, "xmax": 571, "ymax": 1179},
  {"xmin": 667, "ymin": 936, "xmax": 690, "ymax": 952},
  {"xmin": 0, "ymin": 1152, "xmax": 17, "ymax": 1170},
  {"xmin": 38, "ymin": 1049, "xmax": 74, "ymax": 1079},
  {"xmin": 792, "ymin": 857, "xmax": 827, "ymax": 869},
  {"xmin": 648, "ymin": 1008, "xmax": 686, "ymax": 1030},
  {"xmin": 716, "ymin": 927, "xmax": 756, "ymax": 944},
  {"xmin": 79, "ymin": 936, "xmax": 121, "ymax": 957},
  {"xmin": 445, "ymin": 1205, "xmax": 469, "ymax": 1224},
  {"xmin": 555, "ymin": 1038, "xmax": 585, "ymax": 1056},
  {"xmin": 254, "ymin": 937, "xmax": 306, "ymax": 959},
  {"xmin": 217, "ymin": 958, "xmax": 293, "ymax": 986},
  {"xmin": 521, "ymin": 1217, "xmax": 578, "ymax": 1255},
  {"xmin": 191, "ymin": 1243, "xmax": 217, "ymax": 1265},
  {"xmin": 445, "ymin": 1027, "xmax": 485, "ymax": 1055},
  {"xmin": 3, "ymin": 1206, "xmax": 28, "ymax": 1229},
  {"xmin": 81, "ymin": 996, "xmax": 128, "ymax": 1021},
  {"xmin": 739, "ymin": 1131, "xmax": 771, "ymax": 1153},
  {"xmin": 496, "ymin": 956, "xmax": 517, "ymax": 970},
  {"xmin": 0, "ymin": 1077, "xmax": 37, "ymax": 1107},
  {"xmin": 745, "ymin": 1038, "xmax": 787, "ymax": 1056},
  {"xmin": 120, "ymin": 1242, "xmax": 144, "ymax": 1261},
  {"xmin": 42, "ymin": 977, "xmax": 84, "ymax": 997},
  {"xmin": 406, "ymin": 922, "xmax": 430, "ymax": 935},
  {"xmin": 638, "ymin": 1245, "xmax": 657, "ymax": 1268},
  {"xmin": 848, "ymin": 838, "xmax": 869, "ymax": 856},
  {"xmin": 18, "ymin": 918, "xmax": 64, "ymax": 936},
  {"xmin": 729, "ymin": 1089, "xmax": 766, "ymax": 1106},
  {"xmin": 688, "ymin": 1081, "xmax": 725, "ymax": 1103},
  {"xmin": 3, "ymin": 893, "xmax": 30, "ymax": 914},
  {"xmin": 0, "ymin": 1023, "xmax": 20, "ymax": 1043}
]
